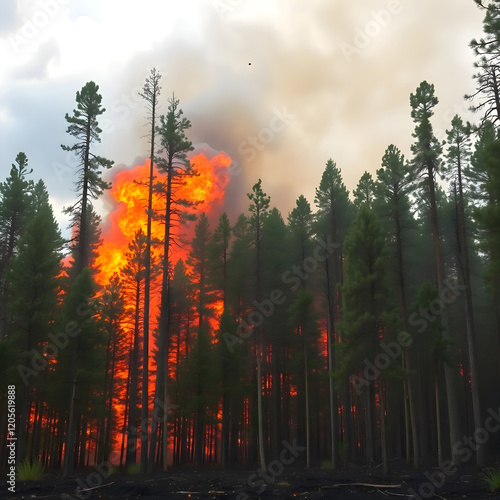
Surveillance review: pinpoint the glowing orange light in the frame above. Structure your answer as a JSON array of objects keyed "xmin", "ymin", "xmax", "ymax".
[
  {"xmin": 90, "ymin": 150, "xmax": 232, "ymax": 462},
  {"xmin": 94, "ymin": 151, "xmax": 231, "ymax": 287}
]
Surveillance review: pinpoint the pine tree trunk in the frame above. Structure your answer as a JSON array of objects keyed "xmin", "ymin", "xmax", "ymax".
[
  {"xmin": 17, "ymin": 340, "xmax": 33, "ymax": 462},
  {"xmin": 325, "ymin": 257, "xmax": 337, "ymax": 469},
  {"xmin": 77, "ymin": 118, "xmax": 91, "ymax": 274},
  {"xmin": 105, "ymin": 331, "xmax": 118, "ymax": 462},
  {"xmin": 162, "ymin": 279, "xmax": 170, "ymax": 472},
  {"xmin": 380, "ymin": 382, "xmax": 390, "ymax": 479},
  {"xmin": 365, "ymin": 384, "xmax": 374, "ymax": 466},
  {"xmin": 394, "ymin": 207, "xmax": 420, "ymax": 466},
  {"xmin": 120, "ymin": 334, "xmax": 133, "ymax": 466},
  {"xmin": 435, "ymin": 372, "xmax": 443, "ymax": 467},
  {"xmin": 255, "ymin": 205, "xmax": 266, "ymax": 471},
  {"xmin": 126, "ymin": 284, "xmax": 141, "ymax": 465},
  {"xmin": 149, "ymin": 162, "xmax": 173, "ymax": 472},
  {"xmin": 304, "ymin": 343, "xmax": 310, "ymax": 469},
  {"xmin": 427, "ymin": 165, "xmax": 460, "ymax": 464},
  {"xmin": 142, "ymin": 132, "xmax": 156, "ymax": 473},
  {"xmin": 63, "ymin": 375, "xmax": 77, "ymax": 475},
  {"xmin": 342, "ymin": 381, "xmax": 353, "ymax": 465},
  {"xmin": 271, "ymin": 344, "xmax": 281, "ymax": 460},
  {"xmin": 98, "ymin": 331, "xmax": 112, "ymax": 463},
  {"xmin": 63, "ymin": 115, "xmax": 92, "ymax": 477},
  {"xmin": 257, "ymin": 345, "xmax": 266, "ymax": 470},
  {"xmin": 456, "ymin": 165, "xmax": 484, "ymax": 466}
]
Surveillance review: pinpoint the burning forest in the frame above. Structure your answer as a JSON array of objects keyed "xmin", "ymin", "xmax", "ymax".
[{"xmin": 1, "ymin": 4, "xmax": 500, "ymax": 498}]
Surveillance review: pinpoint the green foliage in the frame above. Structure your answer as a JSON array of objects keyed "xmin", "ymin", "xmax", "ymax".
[
  {"xmin": 139, "ymin": 67, "xmax": 162, "ymax": 112},
  {"xmin": 170, "ymin": 259, "xmax": 194, "ymax": 319},
  {"xmin": 227, "ymin": 214, "xmax": 251, "ymax": 310},
  {"xmin": 445, "ymin": 115, "xmax": 471, "ymax": 179},
  {"xmin": 410, "ymin": 81, "xmax": 443, "ymax": 180},
  {"xmin": 481, "ymin": 468, "xmax": 500, "ymax": 492},
  {"xmin": 263, "ymin": 208, "xmax": 291, "ymax": 286},
  {"xmin": 468, "ymin": 1, "xmax": 500, "ymax": 126},
  {"xmin": 342, "ymin": 207, "xmax": 391, "ymax": 312},
  {"xmin": 444, "ymin": 115, "xmax": 475, "ymax": 240},
  {"xmin": 209, "ymin": 212, "xmax": 232, "ymax": 296},
  {"xmin": 313, "ymin": 158, "xmax": 353, "ymax": 311},
  {"xmin": 53, "ymin": 268, "xmax": 106, "ymax": 419},
  {"xmin": 314, "ymin": 158, "xmax": 352, "ymax": 236},
  {"xmin": 411, "ymin": 282, "xmax": 450, "ymax": 364},
  {"xmin": 3, "ymin": 33, "xmax": 500, "ymax": 471},
  {"xmin": 288, "ymin": 195, "xmax": 313, "ymax": 240},
  {"xmin": 337, "ymin": 205, "xmax": 394, "ymax": 381},
  {"xmin": 288, "ymin": 289, "xmax": 315, "ymax": 329},
  {"xmin": 187, "ymin": 213, "xmax": 215, "ymax": 321},
  {"xmin": 474, "ymin": 137, "xmax": 500, "ymax": 288},
  {"xmin": 0, "ymin": 152, "xmax": 34, "ymax": 334},
  {"xmin": 61, "ymin": 81, "xmax": 113, "ymax": 199},
  {"xmin": 353, "ymin": 171, "xmax": 376, "ymax": 208},
  {"xmin": 62, "ymin": 81, "xmax": 112, "ymax": 273},
  {"xmin": 7, "ymin": 180, "xmax": 63, "ymax": 387},
  {"xmin": 467, "ymin": 120, "xmax": 497, "ymax": 205},
  {"xmin": 0, "ymin": 153, "xmax": 33, "ymax": 264},
  {"xmin": 375, "ymin": 144, "xmax": 416, "ymax": 243},
  {"xmin": 17, "ymin": 460, "xmax": 45, "ymax": 481},
  {"xmin": 121, "ymin": 229, "xmax": 148, "ymax": 290},
  {"xmin": 320, "ymin": 459, "xmax": 331, "ymax": 470},
  {"xmin": 156, "ymin": 93, "xmax": 194, "ymax": 171},
  {"xmin": 127, "ymin": 463, "xmax": 142, "ymax": 475},
  {"xmin": 247, "ymin": 179, "xmax": 271, "ymax": 245},
  {"xmin": 216, "ymin": 310, "xmax": 246, "ymax": 387}
]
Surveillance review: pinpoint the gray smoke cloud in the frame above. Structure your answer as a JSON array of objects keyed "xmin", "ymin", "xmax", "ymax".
[{"xmin": 0, "ymin": 0, "xmax": 484, "ymax": 233}]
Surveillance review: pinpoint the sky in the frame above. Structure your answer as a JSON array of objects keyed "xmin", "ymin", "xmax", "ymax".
[{"xmin": 0, "ymin": 0, "xmax": 486, "ymax": 235}]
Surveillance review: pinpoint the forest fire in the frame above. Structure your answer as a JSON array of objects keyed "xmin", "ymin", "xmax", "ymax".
[
  {"xmin": 94, "ymin": 151, "xmax": 232, "ymax": 287},
  {"xmin": 90, "ymin": 151, "xmax": 231, "ymax": 461},
  {"xmin": 4, "ymin": 34, "xmax": 498, "ymax": 491}
]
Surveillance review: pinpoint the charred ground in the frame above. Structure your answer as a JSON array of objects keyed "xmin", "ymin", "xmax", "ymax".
[{"xmin": 1, "ymin": 461, "xmax": 499, "ymax": 500}]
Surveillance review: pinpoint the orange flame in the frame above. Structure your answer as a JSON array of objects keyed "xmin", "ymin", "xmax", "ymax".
[
  {"xmin": 94, "ymin": 151, "xmax": 232, "ymax": 287},
  {"xmin": 92, "ymin": 151, "xmax": 231, "ymax": 462}
]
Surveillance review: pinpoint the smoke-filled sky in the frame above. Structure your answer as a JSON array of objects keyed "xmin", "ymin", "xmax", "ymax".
[{"xmin": 0, "ymin": 0, "xmax": 485, "ymax": 234}]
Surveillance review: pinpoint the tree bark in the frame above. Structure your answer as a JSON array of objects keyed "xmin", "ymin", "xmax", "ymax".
[{"xmin": 427, "ymin": 164, "xmax": 460, "ymax": 464}]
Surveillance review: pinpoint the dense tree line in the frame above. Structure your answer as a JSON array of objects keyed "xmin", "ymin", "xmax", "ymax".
[{"xmin": 1, "ymin": 0, "xmax": 500, "ymax": 476}]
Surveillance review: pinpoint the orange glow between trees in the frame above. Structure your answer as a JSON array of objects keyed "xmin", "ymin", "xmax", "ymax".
[{"xmin": 89, "ymin": 151, "xmax": 231, "ymax": 459}]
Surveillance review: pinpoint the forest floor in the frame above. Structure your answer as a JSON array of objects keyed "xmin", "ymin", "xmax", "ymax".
[{"xmin": 1, "ymin": 460, "xmax": 500, "ymax": 499}]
